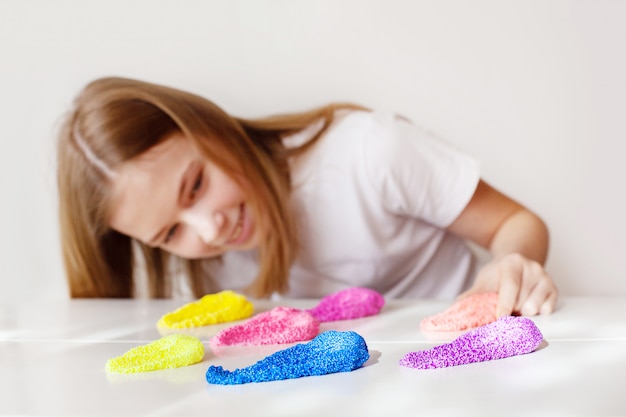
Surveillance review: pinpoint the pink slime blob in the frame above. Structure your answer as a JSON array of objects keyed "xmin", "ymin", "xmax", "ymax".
[{"xmin": 306, "ymin": 287, "xmax": 385, "ymax": 322}]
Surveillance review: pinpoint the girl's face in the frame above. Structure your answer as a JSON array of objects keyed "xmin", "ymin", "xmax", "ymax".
[{"xmin": 108, "ymin": 132, "xmax": 258, "ymax": 259}]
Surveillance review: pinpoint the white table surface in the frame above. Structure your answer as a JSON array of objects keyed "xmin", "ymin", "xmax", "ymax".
[{"xmin": 1, "ymin": 296, "xmax": 625, "ymax": 416}]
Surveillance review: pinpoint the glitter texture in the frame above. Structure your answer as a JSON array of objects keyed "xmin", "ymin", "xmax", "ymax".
[
  {"xmin": 157, "ymin": 290, "xmax": 254, "ymax": 329},
  {"xmin": 400, "ymin": 316, "xmax": 543, "ymax": 369},
  {"xmin": 420, "ymin": 292, "xmax": 499, "ymax": 332},
  {"xmin": 206, "ymin": 330, "xmax": 370, "ymax": 385},
  {"xmin": 210, "ymin": 307, "xmax": 320, "ymax": 348},
  {"xmin": 306, "ymin": 287, "xmax": 385, "ymax": 322},
  {"xmin": 106, "ymin": 334, "xmax": 205, "ymax": 374}
]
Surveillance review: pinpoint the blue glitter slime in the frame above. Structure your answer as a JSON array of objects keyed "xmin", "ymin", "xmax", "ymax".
[{"xmin": 206, "ymin": 330, "xmax": 369, "ymax": 385}]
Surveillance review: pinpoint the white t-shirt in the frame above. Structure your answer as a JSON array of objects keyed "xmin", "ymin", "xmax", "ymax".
[{"xmin": 202, "ymin": 110, "xmax": 481, "ymax": 300}]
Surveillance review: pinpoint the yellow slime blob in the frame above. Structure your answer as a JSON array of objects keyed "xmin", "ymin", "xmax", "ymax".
[
  {"xmin": 105, "ymin": 334, "xmax": 204, "ymax": 374},
  {"xmin": 157, "ymin": 290, "xmax": 254, "ymax": 329}
]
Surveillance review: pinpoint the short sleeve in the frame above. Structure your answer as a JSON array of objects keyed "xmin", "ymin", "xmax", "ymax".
[{"xmin": 363, "ymin": 112, "xmax": 480, "ymax": 228}]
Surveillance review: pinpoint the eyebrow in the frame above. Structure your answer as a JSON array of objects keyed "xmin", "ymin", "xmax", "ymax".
[{"xmin": 146, "ymin": 162, "xmax": 191, "ymax": 246}]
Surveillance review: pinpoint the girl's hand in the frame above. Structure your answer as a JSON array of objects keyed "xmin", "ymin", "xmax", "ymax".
[
  {"xmin": 447, "ymin": 179, "xmax": 557, "ymax": 318},
  {"xmin": 459, "ymin": 253, "xmax": 558, "ymax": 318}
]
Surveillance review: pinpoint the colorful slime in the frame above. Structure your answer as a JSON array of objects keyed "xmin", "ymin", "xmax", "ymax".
[
  {"xmin": 400, "ymin": 316, "xmax": 543, "ymax": 369},
  {"xmin": 157, "ymin": 290, "xmax": 254, "ymax": 329},
  {"xmin": 206, "ymin": 330, "xmax": 370, "ymax": 384},
  {"xmin": 210, "ymin": 307, "xmax": 320, "ymax": 348},
  {"xmin": 306, "ymin": 287, "xmax": 385, "ymax": 322},
  {"xmin": 420, "ymin": 292, "xmax": 499, "ymax": 332},
  {"xmin": 106, "ymin": 334, "xmax": 205, "ymax": 374}
]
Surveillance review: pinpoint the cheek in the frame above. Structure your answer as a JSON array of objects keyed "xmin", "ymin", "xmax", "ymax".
[{"xmin": 210, "ymin": 169, "xmax": 247, "ymax": 203}]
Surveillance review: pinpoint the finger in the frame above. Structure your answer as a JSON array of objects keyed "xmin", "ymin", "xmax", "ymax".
[
  {"xmin": 513, "ymin": 278, "xmax": 536, "ymax": 315},
  {"xmin": 495, "ymin": 270, "xmax": 520, "ymax": 318},
  {"xmin": 539, "ymin": 289, "xmax": 558, "ymax": 315},
  {"xmin": 514, "ymin": 262, "xmax": 544, "ymax": 314},
  {"xmin": 520, "ymin": 283, "xmax": 548, "ymax": 316},
  {"xmin": 520, "ymin": 270, "xmax": 556, "ymax": 316}
]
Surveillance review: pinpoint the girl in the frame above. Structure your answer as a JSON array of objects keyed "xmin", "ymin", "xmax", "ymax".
[{"xmin": 57, "ymin": 77, "xmax": 557, "ymax": 317}]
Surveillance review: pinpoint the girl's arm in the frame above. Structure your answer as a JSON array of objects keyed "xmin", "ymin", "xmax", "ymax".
[{"xmin": 446, "ymin": 180, "xmax": 558, "ymax": 317}]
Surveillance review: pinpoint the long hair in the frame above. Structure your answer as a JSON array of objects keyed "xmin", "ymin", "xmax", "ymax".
[{"xmin": 57, "ymin": 76, "xmax": 365, "ymax": 298}]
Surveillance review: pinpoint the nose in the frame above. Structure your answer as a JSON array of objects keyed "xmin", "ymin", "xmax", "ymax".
[{"xmin": 182, "ymin": 208, "xmax": 225, "ymax": 245}]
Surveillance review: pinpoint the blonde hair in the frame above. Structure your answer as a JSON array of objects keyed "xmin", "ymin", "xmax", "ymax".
[{"xmin": 57, "ymin": 76, "xmax": 365, "ymax": 298}]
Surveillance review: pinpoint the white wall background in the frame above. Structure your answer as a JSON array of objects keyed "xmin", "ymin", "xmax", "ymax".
[{"xmin": 1, "ymin": 0, "xmax": 624, "ymax": 302}]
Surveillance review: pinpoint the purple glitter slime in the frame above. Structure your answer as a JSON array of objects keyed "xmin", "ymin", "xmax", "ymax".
[
  {"xmin": 399, "ymin": 316, "xmax": 543, "ymax": 369},
  {"xmin": 206, "ymin": 331, "xmax": 369, "ymax": 385},
  {"xmin": 306, "ymin": 287, "xmax": 385, "ymax": 322}
]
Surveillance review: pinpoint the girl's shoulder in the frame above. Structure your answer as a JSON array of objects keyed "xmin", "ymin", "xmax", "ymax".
[
  {"xmin": 327, "ymin": 109, "xmax": 436, "ymax": 168},
  {"xmin": 311, "ymin": 109, "xmax": 413, "ymax": 156},
  {"xmin": 287, "ymin": 109, "xmax": 418, "ymax": 186},
  {"xmin": 283, "ymin": 109, "xmax": 403, "ymax": 149}
]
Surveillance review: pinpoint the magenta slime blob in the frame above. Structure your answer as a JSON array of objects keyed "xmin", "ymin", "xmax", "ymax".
[
  {"xmin": 400, "ymin": 316, "xmax": 544, "ymax": 369},
  {"xmin": 306, "ymin": 287, "xmax": 385, "ymax": 322}
]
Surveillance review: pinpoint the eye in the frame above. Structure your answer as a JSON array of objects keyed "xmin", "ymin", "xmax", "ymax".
[
  {"xmin": 190, "ymin": 172, "xmax": 203, "ymax": 200},
  {"xmin": 164, "ymin": 224, "xmax": 179, "ymax": 244}
]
